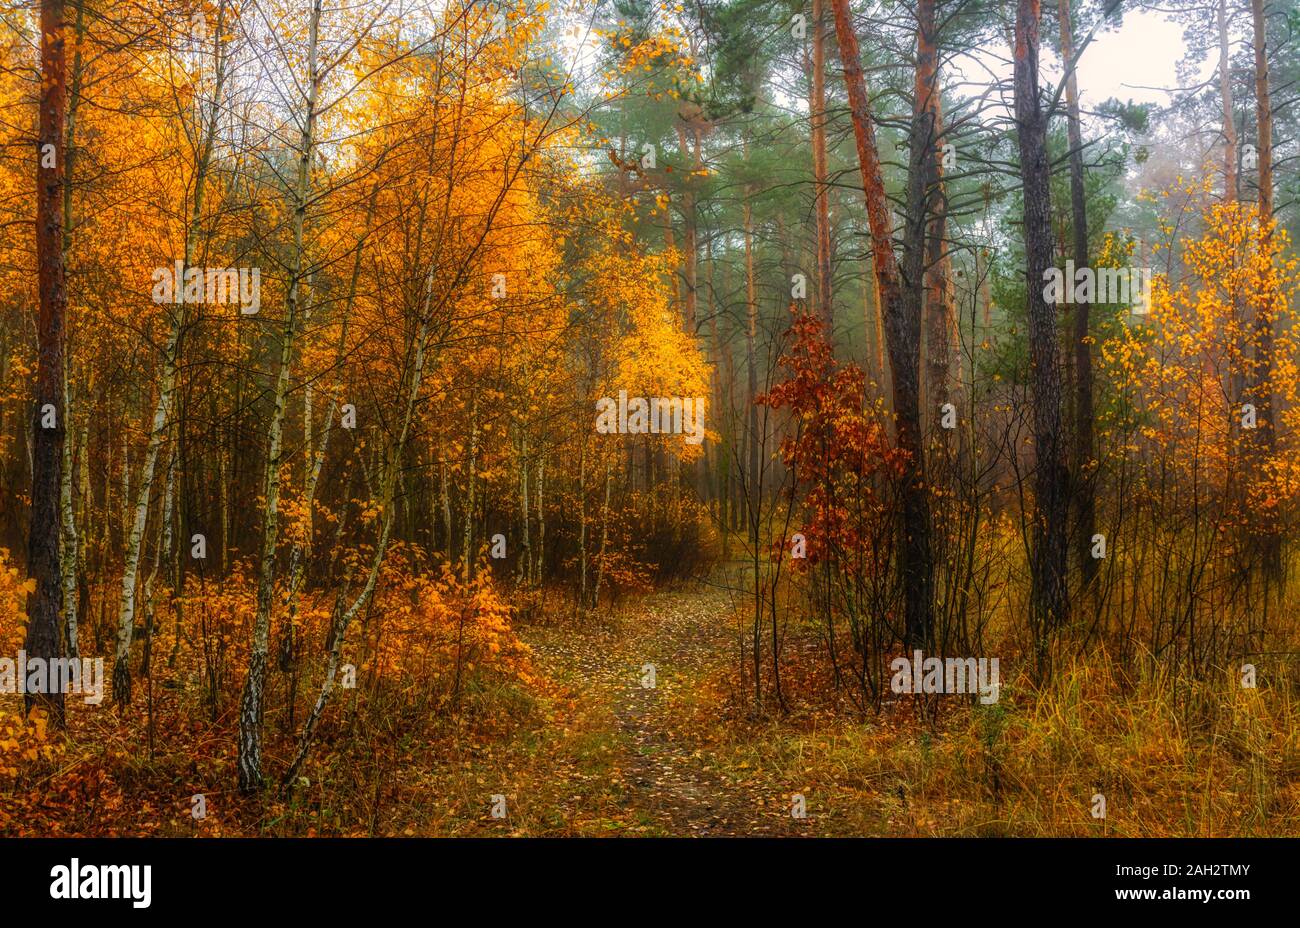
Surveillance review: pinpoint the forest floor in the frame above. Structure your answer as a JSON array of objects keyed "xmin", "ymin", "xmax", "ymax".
[
  {"xmin": 11, "ymin": 571, "xmax": 1294, "ymax": 837},
  {"xmin": 395, "ymin": 578, "xmax": 814, "ymax": 836},
  {"xmin": 377, "ymin": 570, "xmax": 1298, "ymax": 839},
  {"xmin": 5, "ymin": 571, "xmax": 872, "ymax": 837}
]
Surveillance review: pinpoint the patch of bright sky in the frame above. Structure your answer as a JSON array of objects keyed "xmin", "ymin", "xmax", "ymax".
[
  {"xmin": 952, "ymin": 7, "xmax": 1216, "ymax": 114},
  {"xmin": 1069, "ymin": 8, "xmax": 1215, "ymax": 107}
]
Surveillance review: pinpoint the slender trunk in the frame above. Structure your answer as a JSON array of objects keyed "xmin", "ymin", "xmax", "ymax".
[
  {"xmin": 707, "ymin": 241, "xmax": 726, "ymax": 540},
  {"xmin": 461, "ymin": 395, "xmax": 479, "ymax": 581},
  {"xmin": 593, "ymin": 460, "xmax": 613, "ymax": 608},
  {"xmin": 676, "ymin": 122, "xmax": 699, "ymax": 332},
  {"xmin": 112, "ymin": 326, "xmax": 181, "ymax": 703},
  {"xmin": 283, "ymin": 304, "xmax": 436, "ymax": 792},
  {"xmin": 75, "ymin": 417, "xmax": 89, "ymax": 640},
  {"xmin": 1250, "ymin": 0, "xmax": 1274, "ymax": 435},
  {"xmin": 168, "ymin": 409, "xmax": 186, "ymax": 670},
  {"xmin": 1219, "ymin": 0, "xmax": 1238, "ymax": 203},
  {"xmin": 140, "ymin": 439, "xmax": 175, "ymax": 680},
  {"xmin": 917, "ymin": 0, "xmax": 953, "ymax": 420},
  {"xmin": 516, "ymin": 431, "xmax": 530, "ymax": 586},
  {"xmin": 1220, "ymin": 0, "xmax": 1248, "ymax": 439},
  {"xmin": 218, "ymin": 446, "xmax": 229, "ymax": 574},
  {"xmin": 535, "ymin": 453, "xmax": 545, "ymax": 583},
  {"xmin": 664, "ymin": 211, "xmax": 680, "ymax": 313},
  {"xmin": 578, "ymin": 440, "xmax": 588, "ymax": 605},
  {"xmin": 113, "ymin": 0, "xmax": 229, "ymax": 704},
  {"xmin": 440, "ymin": 437, "xmax": 453, "ymax": 559},
  {"xmin": 1250, "ymin": 0, "xmax": 1279, "ymax": 579},
  {"xmin": 744, "ymin": 194, "xmax": 760, "ymax": 548},
  {"xmin": 237, "ymin": 0, "xmax": 321, "ymax": 792},
  {"xmin": 278, "ymin": 178, "xmax": 376, "ymax": 673},
  {"xmin": 59, "ymin": 372, "xmax": 78, "ymax": 658},
  {"xmin": 120, "ymin": 433, "xmax": 129, "ymax": 545},
  {"xmin": 980, "ymin": 248, "xmax": 992, "ymax": 328},
  {"xmin": 811, "ymin": 0, "xmax": 834, "ymax": 329}
]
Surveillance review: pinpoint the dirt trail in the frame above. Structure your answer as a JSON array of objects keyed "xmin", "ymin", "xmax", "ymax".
[{"xmin": 526, "ymin": 580, "xmax": 802, "ymax": 836}]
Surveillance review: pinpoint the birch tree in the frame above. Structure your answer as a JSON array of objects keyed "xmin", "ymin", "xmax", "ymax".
[
  {"xmin": 111, "ymin": 1, "xmax": 231, "ymax": 704},
  {"xmin": 237, "ymin": 0, "xmax": 323, "ymax": 792}
]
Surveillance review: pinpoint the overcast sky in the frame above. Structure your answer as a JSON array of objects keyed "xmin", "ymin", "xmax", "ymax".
[{"xmin": 1073, "ymin": 7, "xmax": 1212, "ymax": 106}]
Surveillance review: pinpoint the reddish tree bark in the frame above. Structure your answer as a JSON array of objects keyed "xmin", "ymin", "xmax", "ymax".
[
  {"xmin": 830, "ymin": 0, "xmax": 933, "ymax": 648},
  {"xmin": 810, "ymin": 0, "xmax": 834, "ymax": 330}
]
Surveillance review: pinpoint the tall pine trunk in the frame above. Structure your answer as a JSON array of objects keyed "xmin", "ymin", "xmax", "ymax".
[
  {"xmin": 1014, "ymin": 0, "xmax": 1070, "ymax": 667},
  {"xmin": 810, "ymin": 0, "xmax": 834, "ymax": 329},
  {"xmin": 1250, "ymin": 0, "xmax": 1279, "ymax": 580},
  {"xmin": 831, "ymin": 0, "xmax": 933, "ymax": 649},
  {"xmin": 26, "ymin": 0, "xmax": 69, "ymax": 724},
  {"xmin": 1058, "ymin": 0, "xmax": 1097, "ymax": 590}
]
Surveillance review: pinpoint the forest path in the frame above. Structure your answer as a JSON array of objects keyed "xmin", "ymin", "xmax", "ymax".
[{"xmin": 522, "ymin": 578, "xmax": 804, "ymax": 836}]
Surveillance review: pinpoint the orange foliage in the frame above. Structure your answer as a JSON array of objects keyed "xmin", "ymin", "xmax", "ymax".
[
  {"xmin": 1103, "ymin": 199, "xmax": 1300, "ymax": 533},
  {"xmin": 368, "ymin": 553, "xmax": 539, "ymax": 705}
]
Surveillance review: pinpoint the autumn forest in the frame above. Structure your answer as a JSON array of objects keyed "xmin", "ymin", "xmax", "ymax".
[{"xmin": 0, "ymin": 0, "xmax": 1298, "ymax": 841}]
